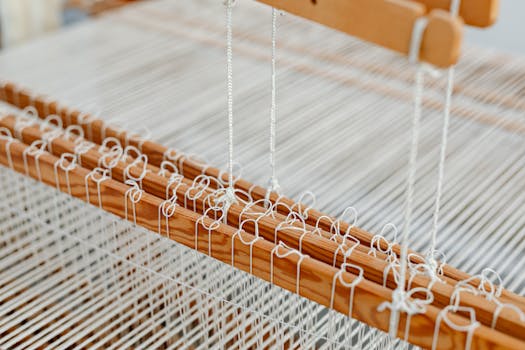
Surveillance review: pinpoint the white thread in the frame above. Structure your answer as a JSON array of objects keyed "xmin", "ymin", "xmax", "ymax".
[
  {"xmin": 23, "ymin": 140, "xmax": 46, "ymax": 183},
  {"xmin": 158, "ymin": 198, "xmax": 177, "ymax": 238},
  {"xmin": 42, "ymin": 128, "xmax": 63, "ymax": 154},
  {"xmin": 293, "ymin": 191, "xmax": 316, "ymax": 220},
  {"xmin": 429, "ymin": 0, "xmax": 461, "ymax": 264},
  {"xmin": 99, "ymin": 144, "xmax": 123, "ymax": 172},
  {"xmin": 270, "ymin": 242, "xmax": 308, "ymax": 294},
  {"xmin": 431, "ymin": 306, "xmax": 480, "ymax": 350},
  {"xmin": 408, "ymin": 18, "xmax": 429, "ymax": 64},
  {"xmin": 77, "ymin": 112, "xmax": 94, "ymax": 141},
  {"xmin": 13, "ymin": 115, "xmax": 33, "ymax": 140},
  {"xmin": 124, "ymin": 179, "xmax": 144, "ymax": 226},
  {"xmin": 225, "ymin": 0, "xmax": 235, "ymax": 190},
  {"xmin": 124, "ymin": 154, "xmax": 150, "ymax": 188},
  {"xmin": 430, "ymin": 68, "xmax": 455, "ymax": 255},
  {"xmin": 379, "ymin": 287, "xmax": 434, "ymax": 344},
  {"xmin": 329, "ymin": 263, "xmax": 364, "ymax": 317},
  {"xmin": 64, "ymin": 124, "xmax": 85, "ymax": 144},
  {"xmin": 332, "ymin": 233, "xmax": 360, "ymax": 266},
  {"xmin": 232, "ymin": 222, "xmax": 262, "ymax": 274},
  {"xmin": 74, "ymin": 140, "xmax": 95, "ymax": 166},
  {"xmin": 84, "ymin": 167, "xmax": 110, "ymax": 211},
  {"xmin": 391, "ymin": 68, "xmax": 424, "ymax": 337},
  {"xmin": 268, "ymin": 7, "xmax": 280, "ymax": 194},
  {"xmin": 0, "ymin": 127, "xmax": 15, "ymax": 170},
  {"xmin": 41, "ymin": 114, "xmax": 63, "ymax": 130},
  {"xmin": 450, "ymin": 0, "xmax": 461, "ymax": 16},
  {"xmin": 492, "ymin": 303, "xmax": 525, "ymax": 329},
  {"xmin": 54, "ymin": 153, "xmax": 77, "ymax": 195},
  {"xmin": 165, "ymin": 173, "xmax": 184, "ymax": 200},
  {"xmin": 390, "ymin": 18, "xmax": 428, "ymax": 336},
  {"xmin": 195, "ymin": 208, "xmax": 222, "ymax": 254}
]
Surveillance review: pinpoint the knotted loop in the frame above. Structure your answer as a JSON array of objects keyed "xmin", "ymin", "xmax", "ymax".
[
  {"xmin": 57, "ymin": 153, "xmax": 77, "ymax": 172},
  {"xmin": 84, "ymin": 167, "xmax": 110, "ymax": 209},
  {"xmin": 124, "ymin": 179, "xmax": 144, "ymax": 203},
  {"xmin": 158, "ymin": 160, "xmax": 179, "ymax": 178},
  {"xmin": 432, "ymin": 306, "xmax": 480, "ymax": 350},
  {"xmin": 292, "ymin": 191, "xmax": 316, "ymax": 220},
  {"xmin": 270, "ymin": 241, "xmax": 308, "ymax": 294},
  {"xmin": 0, "ymin": 127, "xmax": 13, "ymax": 141},
  {"xmin": 158, "ymin": 197, "xmax": 178, "ymax": 238},
  {"xmin": 64, "ymin": 124, "xmax": 85, "ymax": 144},
  {"xmin": 330, "ymin": 263, "xmax": 364, "ymax": 316},
  {"xmin": 231, "ymin": 223, "xmax": 262, "ymax": 274},
  {"xmin": 40, "ymin": 114, "xmax": 63, "ymax": 131}
]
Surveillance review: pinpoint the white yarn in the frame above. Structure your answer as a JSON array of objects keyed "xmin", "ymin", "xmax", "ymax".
[
  {"xmin": 268, "ymin": 7, "xmax": 280, "ymax": 193},
  {"xmin": 270, "ymin": 242, "xmax": 308, "ymax": 294},
  {"xmin": 390, "ymin": 65, "xmax": 426, "ymax": 338},
  {"xmin": 429, "ymin": 0, "xmax": 461, "ymax": 259},
  {"xmin": 408, "ymin": 18, "xmax": 428, "ymax": 64},
  {"xmin": 226, "ymin": 0, "xmax": 235, "ymax": 190},
  {"xmin": 385, "ymin": 16, "xmax": 431, "ymax": 338},
  {"xmin": 450, "ymin": 0, "xmax": 461, "ymax": 17},
  {"xmin": 430, "ymin": 67, "xmax": 455, "ymax": 254},
  {"xmin": 431, "ymin": 306, "xmax": 480, "ymax": 350}
]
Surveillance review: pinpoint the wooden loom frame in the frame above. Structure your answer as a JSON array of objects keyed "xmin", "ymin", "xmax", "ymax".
[
  {"xmin": 0, "ymin": 0, "xmax": 509, "ymax": 347},
  {"xmin": 1, "ymin": 120, "xmax": 524, "ymax": 350},
  {"xmin": 4, "ymin": 83, "xmax": 523, "ymax": 306},
  {"xmin": 0, "ymin": 84, "xmax": 524, "ymax": 348},
  {"xmin": 1, "ymin": 112, "xmax": 525, "ymax": 342}
]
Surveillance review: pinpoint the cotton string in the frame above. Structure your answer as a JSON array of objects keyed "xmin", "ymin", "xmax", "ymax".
[
  {"xmin": 226, "ymin": 0, "xmax": 235, "ymax": 190},
  {"xmin": 389, "ymin": 17, "xmax": 428, "ymax": 337},
  {"xmin": 429, "ymin": 0, "xmax": 460, "ymax": 254},
  {"xmin": 268, "ymin": 7, "xmax": 280, "ymax": 193}
]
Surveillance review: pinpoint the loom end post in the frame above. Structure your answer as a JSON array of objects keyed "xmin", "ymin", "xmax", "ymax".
[{"xmin": 420, "ymin": 9, "xmax": 464, "ymax": 68}]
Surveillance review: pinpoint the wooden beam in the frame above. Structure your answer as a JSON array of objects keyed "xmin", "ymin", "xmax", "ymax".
[
  {"xmin": 1, "ymin": 134, "xmax": 525, "ymax": 349},
  {"xmin": 3, "ymin": 82, "xmax": 525, "ymax": 315},
  {"xmin": 255, "ymin": 0, "xmax": 463, "ymax": 67},
  {"xmin": 414, "ymin": 0, "xmax": 499, "ymax": 27}
]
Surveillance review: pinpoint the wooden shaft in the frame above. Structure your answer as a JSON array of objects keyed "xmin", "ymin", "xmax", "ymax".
[
  {"xmin": 3, "ymin": 114, "xmax": 525, "ymax": 341},
  {"xmin": 255, "ymin": 0, "xmax": 463, "ymax": 68},
  {"xmin": 5, "ymin": 83, "xmax": 523, "ymax": 312},
  {"xmin": 1, "ymin": 137, "xmax": 524, "ymax": 350}
]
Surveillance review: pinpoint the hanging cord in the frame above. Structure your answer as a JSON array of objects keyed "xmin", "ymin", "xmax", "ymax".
[
  {"xmin": 385, "ymin": 17, "xmax": 428, "ymax": 339},
  {"xmin": 268, "ymin": 8, "xmax": 280, "ymax": 194},
  {"xmin": 428, "ymin": 0, "xmax": 460, "ymax": 259},
  {"xmin": 429, "ymin": 68, "xmax": 454, "ymax": 254},
  {"xmin": 226, "ymin": 0, "xmax": 235, "ymax": 191},
  {"xmin": 216, "ymin": 0, "xmax": 239, "ymax": 211}
]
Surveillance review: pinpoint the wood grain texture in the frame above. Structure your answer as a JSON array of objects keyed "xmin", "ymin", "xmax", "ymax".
[
  {"xmin": 255, "ymin": 0, "xmax": 463, "ymax": 67},
  {"xmin": 414, "ymin": 0, "xmax": 499, "ymax": 27},
  {"xmin": 2, "ymin": 114, "xmax": 525, "ymax": 340},
  {"xmin": 0, "ymin": 137, "xmax": 524, "ymax": 349},
  {"xmin": 4, "ymin": 83, "xmax": 524, "ymax": 315}
]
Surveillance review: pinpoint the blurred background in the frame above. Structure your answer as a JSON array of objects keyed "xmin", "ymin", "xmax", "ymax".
[{"xmin": 0, "ymin": 0, "xmax": 524, "ymax": 55}]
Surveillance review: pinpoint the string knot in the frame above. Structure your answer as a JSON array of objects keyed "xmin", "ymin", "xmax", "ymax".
[
  {"xmin": 214, "ymin": 187, "xmax": 238, "ymax": 220},
  {"xmin": 269, "ymin": 177, "xmax": 280, "ymax": 192},
  {"xmin": 378, "ymin": 287, "xmax": 433, "ymax": 336}
]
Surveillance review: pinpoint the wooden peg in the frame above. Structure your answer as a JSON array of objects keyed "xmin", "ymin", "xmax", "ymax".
[{"xmin": 255, "ymin": 0, "xmax": 463, "ymax": 67}]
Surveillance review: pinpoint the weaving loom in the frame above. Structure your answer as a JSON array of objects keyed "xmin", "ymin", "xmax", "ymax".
[{"xmin": 0, "ymin": 0, "xmax": 524, "ymax": 349}]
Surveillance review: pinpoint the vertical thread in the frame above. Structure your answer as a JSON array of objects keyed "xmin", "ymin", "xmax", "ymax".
[
  {"xmin": 430, "ymin": 0, "xmax": 460, "ymax": 253},
  {"xmin": 430, "ymin": 68, "xmax": 454, "ymax": 252},
  {"xmin": 269, "ymin": 8, "xmax": 279, "ymax": 191},
  {"xmin": 226, "ymin": 0, "xmax": 234, "ymax": 189}
]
